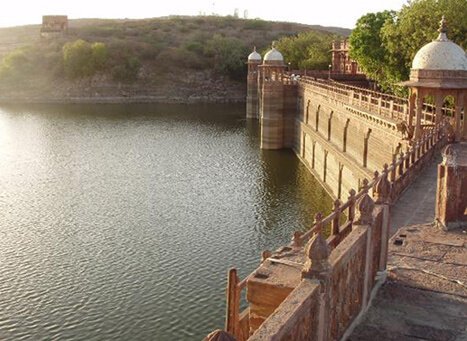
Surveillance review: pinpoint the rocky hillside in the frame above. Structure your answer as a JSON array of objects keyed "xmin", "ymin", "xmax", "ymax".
[{"xmin": 0, "ymin": 16, "xmax": 350, "ymax": 103}]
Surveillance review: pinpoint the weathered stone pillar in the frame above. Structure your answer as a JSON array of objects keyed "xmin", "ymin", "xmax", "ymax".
[
  {"xmin": 463, "ymin": 95, "xmax": 467, "ymax": 141},
  {"xmin": 407, "ymin": 91, "xmax": 415, "ymax": 129},
  {"xmin": 454, "ymin": 94, "xmax": 462, "ymax": 141},
  {"xmin": 373, "ymin": 169, "xmax": 391, "ymax": 270},
  {"xmin": 436, "ymin": 143, "xmax": 467, "ymax": 230},
  {"xmin": 434, "ymin": 92, "xmax": 443, "ymax": 124},
  {"xmin": 354, "ymin": 192, "xmax": 375, "ymax": 307},
  {"xmin": 302, "ymin": 223, "xmax": 331, "ymax": 341},
  {"xmin": 414, "ymin": 91, "xmax": 423, "ymax": 139}
]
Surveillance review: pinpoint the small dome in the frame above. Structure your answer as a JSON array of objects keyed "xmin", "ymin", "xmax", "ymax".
[
  {"xmin": 412, "ymin": 17, "xmax": 467, "ymax": 71},
  {"xmin": 264, "ymin": 47, "xmax": 284, "ymax": 62},
  {"xmin": 248, "ymin": 47, "xmax": 261, "ymax": 61}
]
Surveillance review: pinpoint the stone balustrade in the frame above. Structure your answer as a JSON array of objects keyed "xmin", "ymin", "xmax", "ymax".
[{"xmin": 299, "ymin": 77, "xmax": 448, "ymax": 128}]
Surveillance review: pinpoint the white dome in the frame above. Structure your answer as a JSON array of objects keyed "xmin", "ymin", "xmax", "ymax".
[
  {"xmin": 264, "ymin": 47, "xmax": 284, "ymax": 62},
  {"xmin": 248, "ymin": 49, "xmax": 261, "ymax": 61},
  {"xmin": 412, "ymin": 33, "xmax": 467, "ymax": 71}
]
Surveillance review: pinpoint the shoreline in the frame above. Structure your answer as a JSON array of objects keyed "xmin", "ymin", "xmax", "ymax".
[{"xmin": 0, "ymin": 95, "xmax": 246, "ymax": 105}]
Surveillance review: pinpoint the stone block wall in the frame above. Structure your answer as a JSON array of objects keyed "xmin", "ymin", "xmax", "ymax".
[
  {"xmin": 294, "ymin": 83, "xmax": 406, "ymax": 199},
  {"xmin": 261, "ymin": 82, "xmax": 285, "ymax": 149},
  {"xmin": 248, "ymin": 204, "xmax": 389, "ymax": 341}
]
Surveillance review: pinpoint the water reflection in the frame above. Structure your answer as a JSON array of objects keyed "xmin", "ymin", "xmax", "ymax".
[{"xmin": 0, "ymin": 103, "xmax": 331, "ymax": 340}]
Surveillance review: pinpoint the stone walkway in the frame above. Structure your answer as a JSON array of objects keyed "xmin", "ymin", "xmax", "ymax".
[
  {"xmin": 349, "ymin": 224, "xmax": 467, "ymax": 341},
  {"xmin": 349, "ymin": 154, "xmax": 467, "ymax": 341},
  {"xmin": 389, "ymin": 157, "xmax": 440, "ymax": 236}
]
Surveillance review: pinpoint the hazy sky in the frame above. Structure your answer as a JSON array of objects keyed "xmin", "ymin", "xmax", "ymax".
[{"xmin": 0, "ymin": 0, "xmax": 408, "ymax": 29}]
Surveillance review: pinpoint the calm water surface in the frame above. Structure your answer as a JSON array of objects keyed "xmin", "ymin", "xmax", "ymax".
[{"xmin": 0, "ymin": 103, "xmax": 332, "ymax": 340}]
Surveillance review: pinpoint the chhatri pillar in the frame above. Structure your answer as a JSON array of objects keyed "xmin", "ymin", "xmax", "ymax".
[
  {"xmin": 259, "ymin": 43, "xmax": 287, "ymax": 149},
  {"xmin": 399, "ymin": 16, "xmax": 467, "ymax": 141},
  {"xmin": 246, "ymin": 47, "xmax": 262, "ymax": 119}
]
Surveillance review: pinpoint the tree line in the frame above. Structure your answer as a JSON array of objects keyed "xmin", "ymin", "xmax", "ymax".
[{"xmin": 349, "ymin": 0, "xmax": 466, "ymax": 93}]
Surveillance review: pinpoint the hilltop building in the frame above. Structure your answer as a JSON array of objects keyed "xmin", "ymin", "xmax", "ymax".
[{"xmin": 40, "ymin": 15, "xmax": 68, "ymax": 38}]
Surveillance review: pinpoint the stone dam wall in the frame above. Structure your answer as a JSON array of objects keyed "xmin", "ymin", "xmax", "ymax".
[{"xmin": 293, "ymin": 79, "xmax": 408, "ymax": 199}]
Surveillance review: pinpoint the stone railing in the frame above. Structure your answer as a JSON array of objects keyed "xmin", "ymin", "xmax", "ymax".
[
  {"xmin": 299, "ymin": 77, "xmax": 408, "ymax": 122},
  {"xmin": 205, "ymin": 121, "xmax": 447, "ymax": 341},
  {"xmin": 299, "ymin": 77, "xmax": 453, "ymax": 126}
]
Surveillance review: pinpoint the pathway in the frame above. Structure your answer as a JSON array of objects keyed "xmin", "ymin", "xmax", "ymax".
[
  {"xmin": 389, "ymin": 156, "xmax": 439, "ymax": 236},
  {"xmin": 349, "ymin": 152, "xmax": 467, "ymax": 341}
]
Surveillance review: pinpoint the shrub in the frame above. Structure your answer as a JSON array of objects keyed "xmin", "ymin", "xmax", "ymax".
[{"xmin": 62, "ymin": 39, "xmax": 109, "ymax": 78}]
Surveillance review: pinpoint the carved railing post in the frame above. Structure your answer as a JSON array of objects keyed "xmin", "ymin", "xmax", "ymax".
[
  {"xmin": 301, "ymin": 224, "xmax": 331, "ymax": 341},
  {"xmin": 405, "ymin": 146, "xmax": 410, "ymax": 169},
  {"xmin": 301, "ymin": 229, "xmax": 330, "ymax": 280},
  {"xmin": 331, "ymin": 200, "xmax": 341, "ymax": 236},
  {"xmin": 390, "ymin": 154, "xmax": 396, "ymax": 182},
  {"xmin": 261, "ymin": 250, "xmax": 272, "ymax": 263},
  {"xmin": 389, "ymin": 99, "xmax": 394, "ymax": 119},
  {"xmin": 225, "ymin": 268, "xmax": 240, "ymax": 337},
  {"xmin": 398, "ymin": 152, "xmax": 404, "ymax": 177},
  {"xmin": 354, "ymin": 192, "xmax": 375, "ymax": 226},
  {"xmin": 347, "ymin": 189, "xmax": 356, "ymax": 223},
  {"xmin": 416, "ymin": 140, "xmax": 421, "ymax": 160},
  {"xmin": 354, "ymin": 192, "xmax": 375, "ymax": 308},
  {"xmin": 372, "ymin": 170, "xmax": 379, "ymax": 196},
  {"xmin": 291, "ymin": 231, "xmax": 303, "ymax": 247},
  {"xmin": 374, "ymin": 165, "xmax": 391, "ymax": 205},
  {"xmin": 314, "ymin": 212, "xmax": 323, "ymax": 235}
]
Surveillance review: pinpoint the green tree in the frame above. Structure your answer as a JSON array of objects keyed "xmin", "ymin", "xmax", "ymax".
[
  {"xmin": 0, "ymin": 48, "xmax": 31, "ymax": 80},
  {"xmin": 62, "ymin": 39, "xmax": 108, "ymax": 78},
  {"xmin": 349, "ymin": 11, "xmax": 395, "ymax": 89},
  {"xmin": 275, "ymin": 31, "xmax": 335, "ymax": 70},
  {"xmin": 63, "ymin": 39, "xmax": 94, "ymax": 78},
  {"xmin": 382, "ymin": 0, "xmax": 466, "ymax": 77},
  {"xmin": 91, "ymin": 42, "xmax": 109, "ymax": 70},
  {"xmin": 349, "ymin": 0, "xmax": 467, "ymax": 92},
  {"xmin": 204, "ymin": 34, "xmax": 248, "ymax": 79}
]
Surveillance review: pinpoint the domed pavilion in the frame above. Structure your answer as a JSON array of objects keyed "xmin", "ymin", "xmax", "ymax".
[{"xmin": 400, "ymin": 16, "xmax": 467, "ymax": 141}]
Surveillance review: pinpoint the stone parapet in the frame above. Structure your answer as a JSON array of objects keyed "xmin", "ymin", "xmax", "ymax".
[{"xmin": 436, "ymin": 142, "xmax": 467, "ymax": 230}]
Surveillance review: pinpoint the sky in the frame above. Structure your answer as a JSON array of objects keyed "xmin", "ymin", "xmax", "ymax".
[{"xmin": 0, "ymin": 0, "xmax": 408, "ymax": 29}]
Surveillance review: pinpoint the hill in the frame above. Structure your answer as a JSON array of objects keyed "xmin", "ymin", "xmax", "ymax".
[{"xmin": 0, "ymin": 16, "xmax": 350, "ymax": 103}]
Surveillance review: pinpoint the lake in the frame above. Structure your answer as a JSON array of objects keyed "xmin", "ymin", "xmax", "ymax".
[{"xmin": 0, "ymin": 103, "xmax": 331, "ymax": 340}]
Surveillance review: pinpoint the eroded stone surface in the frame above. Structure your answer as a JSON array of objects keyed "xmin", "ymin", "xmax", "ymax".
[{"xmin": 349, "ymin": 223, "xmax": 467, "ymax": 340}]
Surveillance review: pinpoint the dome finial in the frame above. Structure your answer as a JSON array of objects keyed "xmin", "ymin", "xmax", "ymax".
[
  {"xmin": 271, "ymin": 41, "xmax": 277, "ymax": 49},
  {"xmin": 438, "ymin": 15, "xmax": 447, "ymax": 34},
  {"xmin": 436, "ymin": 15, "xmax": 449, "ymax": 41},
  {"xmin": 253, "ymin": 46, "xmax": 256, "ymax": 52}
]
